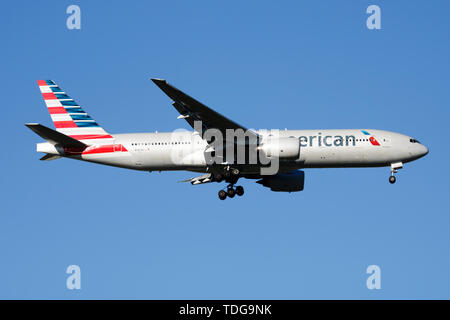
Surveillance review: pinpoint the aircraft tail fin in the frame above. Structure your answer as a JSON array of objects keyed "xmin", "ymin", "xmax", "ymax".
[{"xmin": 36, "ymin": 80, "xmax": 113, "ymax": 143}]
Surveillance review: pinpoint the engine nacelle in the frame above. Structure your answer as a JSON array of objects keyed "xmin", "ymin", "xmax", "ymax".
[
  {"xmin": 257, "ymin": 137, "xmax": 300, "ymax": 159},
  {"xmin": 257, "ymin": 170, "xmax": 305, "ymax": 192}
]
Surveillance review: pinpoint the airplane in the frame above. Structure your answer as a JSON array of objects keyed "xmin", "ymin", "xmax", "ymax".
[{"xmin": 26, "ymin": 79, "xmax": 429, "ymax": 200}]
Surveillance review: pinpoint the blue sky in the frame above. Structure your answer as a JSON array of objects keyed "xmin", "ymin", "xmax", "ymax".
[{"xmin": 1, "ymin": 0, "xmax": 449, "ymax": 299}]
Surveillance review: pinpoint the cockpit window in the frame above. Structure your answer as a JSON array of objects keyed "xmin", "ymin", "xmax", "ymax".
[{"xmin": 410, "ymin": 138, "xmax": 420, "ymax": 143}]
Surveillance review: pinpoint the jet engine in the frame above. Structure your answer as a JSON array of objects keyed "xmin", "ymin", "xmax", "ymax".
[
  {"xmin": 257, "ymin": 137, "xmax": 300, "ymax": 159},
  {"xmin": 256, "ymin": 170, "xmax": 305, "ymax": 192}
]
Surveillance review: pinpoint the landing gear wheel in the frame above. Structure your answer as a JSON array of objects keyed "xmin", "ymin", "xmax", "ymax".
[
  {"xmin": 227, "ymin": 187, "xmax": 236, "ymax": 198},
  {"xmin": 218, "ymin": 190, "xmax": 227, "ymax": 200},
  {"xmin": 389, "ymin": 175, "xmax": 396, "ymax": 184},
  {"xmin": 235, "ymin": 186, "xmax": 244, "ymax": 196}
]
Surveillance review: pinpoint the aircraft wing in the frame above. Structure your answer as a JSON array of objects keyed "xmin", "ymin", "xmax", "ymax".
[{"xmin": 151, "ymin": 78, "xmax": 257, "ymax": 137}]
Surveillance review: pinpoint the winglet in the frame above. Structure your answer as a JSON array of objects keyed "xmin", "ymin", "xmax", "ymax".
[
  {"xmin": 151, "ymin": 78, "xmax": 169, "ymax": 93},
  {"xmin": 151, "ymin": 78, "xmax": 167, "ymax": 89}
]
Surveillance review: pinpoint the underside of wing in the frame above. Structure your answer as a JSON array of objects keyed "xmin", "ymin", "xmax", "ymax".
[{"xmin": 179, "ymin": 173, "xmax": 212, "ymax": 185}]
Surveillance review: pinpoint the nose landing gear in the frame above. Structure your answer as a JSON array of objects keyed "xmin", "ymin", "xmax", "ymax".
[
  {"xmin": 389, "ymin": 162, "xmax": 403, "ymax": 184},
  {"xmin": 389, "ymin": 175, "xmax": 396, "ymax": 184}
]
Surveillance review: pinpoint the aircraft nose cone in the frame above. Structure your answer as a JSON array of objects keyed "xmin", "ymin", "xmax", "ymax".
[
  {"xmin": 419, "ymin": 144, "xmax": 429, "ymax": 157},
  {"xmin": 422, "ymin": 145, "xmax": 429, "ymax": 156}
]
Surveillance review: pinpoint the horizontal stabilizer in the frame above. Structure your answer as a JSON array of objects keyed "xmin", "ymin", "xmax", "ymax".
[
  {"xmin": 25, "ymin": 123, "xmax": 87, "ymax": 148},
  {"xmin": 40, "ymin": 154, "xmax": 62, "ymax": 161}
]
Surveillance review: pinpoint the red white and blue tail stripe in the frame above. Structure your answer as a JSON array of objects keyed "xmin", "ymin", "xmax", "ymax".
[{"xmin": 37, "ymin": 80, "xmax": 113, "ymax": 144}]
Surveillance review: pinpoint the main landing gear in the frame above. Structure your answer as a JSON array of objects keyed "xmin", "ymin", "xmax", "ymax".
[
  {"xmin": 218, "ymin": 185, "xmax": 244, "ymax": 200},
  {"xmin": 214, "ymin": 166, "xmax": 243, "ymax": 200},
  {"xmin": 389, "ymin": 162, "xmax": 403, "ymax": 184}
]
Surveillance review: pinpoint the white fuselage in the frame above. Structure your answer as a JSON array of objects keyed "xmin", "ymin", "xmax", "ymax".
[{"xmin": 70, "ymin": 129, "xmax": 428, "ymax": 173}]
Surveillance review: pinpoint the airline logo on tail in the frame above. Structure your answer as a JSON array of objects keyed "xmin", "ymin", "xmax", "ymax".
[
  {"xmin": 361, "ymin": 130, "xmax": 380, "ymax": 146},
  {"xmin": 34, "ymin": 80, "xmax": 128, "ymax": 156},
  {"xmin": 37, "ymin": 80, "xmax": 113, "ymax": 141}
]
